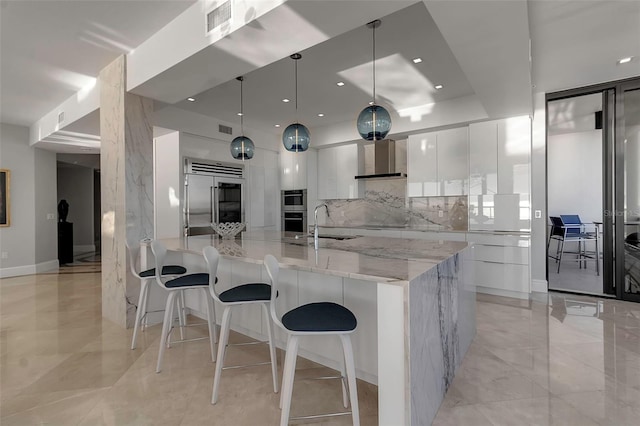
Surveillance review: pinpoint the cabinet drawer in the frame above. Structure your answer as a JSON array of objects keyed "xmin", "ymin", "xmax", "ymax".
[
  {"xmin": 472, "ymin": 245, "xmax": 529, "ymax": 265},
  {"xmin": 467, "ymin": 233, "xmax": 530, "ymax": 247},
  {"xmin": 474, "ymin": 261, "xmax": 529, "ymax": 293}
]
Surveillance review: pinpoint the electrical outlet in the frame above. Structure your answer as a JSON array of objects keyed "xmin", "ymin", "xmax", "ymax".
[
  {"xmin": 438, "ymin": 210, "xmax": 444, "ymax": 218},
  {"xmin": 1, "ymin": 252, "xmax": 8, "ymax": 259},
  {"xmin": 47, "ymin": 213, "xmax": 55, "ymax": 220},
  {"xmin": 535, "ymin": 210, "xmax": 542, "ymax": 219}
]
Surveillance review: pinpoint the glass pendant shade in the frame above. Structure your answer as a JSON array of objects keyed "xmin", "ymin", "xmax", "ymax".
[
  {"xmin": 230, "ymin": 136, "xmax": 255, "ymax": 160},
  {"xmin": 282, "ymin": 123, "xmax": 310, "ymax": 152},
  {"xmin": 282, "ymin": 53, "xmax": 309, "ymax": 152},
  {"xmin": 357, "ymin": 104, "xmax": 391, "ymax": 141}
]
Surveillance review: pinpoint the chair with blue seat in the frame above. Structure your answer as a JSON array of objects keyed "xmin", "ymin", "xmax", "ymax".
[
  {"xmin": 126, "ymin": 237, "xmax": 187, "ymax": 350},
  {"xmin": 264, "ymin": 254, "xmax": 360, "ymax": 426},
  {"xmin": 150, "ymin": 240, "xmax": 217, "ymax": 373},
  {"xmin": 548, "ymin": 216, "xmax": 599, "ymax": 274},
  {"xmin": 202, "ymin": 246, "xmax": 279, "ymax": 405}
]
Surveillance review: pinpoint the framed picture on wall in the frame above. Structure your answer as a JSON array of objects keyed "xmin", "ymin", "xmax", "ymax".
[{"xmin": 0, "ymin": 169, "xmax": 10, "ymax": 227}]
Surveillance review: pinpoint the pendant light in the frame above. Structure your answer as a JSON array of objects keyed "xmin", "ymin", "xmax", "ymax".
[
  {"xmin": 357, "ymin": 19, "xmax": 391, "ymax": 141},
  {"xmin": 230, "ymin": 76, "xmax": 255, "ymax": 160},
  {"xmin": 282, "ymin": 53, "xmax": 310, "ymax": 152}
]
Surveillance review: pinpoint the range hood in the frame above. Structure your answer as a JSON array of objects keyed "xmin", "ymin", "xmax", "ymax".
[{"xmin": 355, "ymin": 139, "xmax": 407, "ymax": 180}]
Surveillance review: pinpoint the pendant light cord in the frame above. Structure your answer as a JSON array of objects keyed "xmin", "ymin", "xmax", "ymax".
[
  {"xmin": 372, "ymin": 23, "xmax": 376, "ymax": 104},
  {"xmin": 295, "ymin": 58, "xmax": 299, "ymax": 123},
  {"xmin": 240, "ymin": 77, "xmax": 245, "ymax": 134}
]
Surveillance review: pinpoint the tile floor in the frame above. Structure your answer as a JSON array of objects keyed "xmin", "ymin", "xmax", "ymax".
[{"xmin": 1, "ymin": 271, "xmax": 640, "ymax": 425}]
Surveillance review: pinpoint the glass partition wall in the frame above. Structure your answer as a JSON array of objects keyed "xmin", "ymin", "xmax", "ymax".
[{"xmin": 547, "ymin": 77, "xmax": 640, "ymax": 301}]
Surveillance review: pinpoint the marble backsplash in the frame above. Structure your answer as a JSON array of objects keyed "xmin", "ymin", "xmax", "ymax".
[{"xmin": 322, "ymin": 179, "xmax": 468, "ymax": 231}]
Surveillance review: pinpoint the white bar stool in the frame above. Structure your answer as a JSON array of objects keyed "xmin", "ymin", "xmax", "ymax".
[
  {"xmin": 151, "ymin": 240, "xmax": 217, "ymax": 373},
  {"xmin": 126, "ymin": 237, "xmax": 187, "ymax": 350},
  {"xmin": 264, "ymin": 254, "xmax": 360, "ymax": 426},
  {"xmin": 203, "ymin": 246, "xmax": 279, "ymax": 404}
]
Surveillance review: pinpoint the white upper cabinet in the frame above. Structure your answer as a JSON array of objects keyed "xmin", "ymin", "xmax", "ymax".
[
  {"xmin": 317, "ymin": 144, "xmax": 358, "ymax": 200},
  {"xmin": 469, "ymin": 116, "xmax": 531, "ymax": 231},
  {"xmin": 469, "ymin": 121, "xmax": 498, "ymax": 196},
  {"xmin": 280, "ymin": 149, "xmax": 307, "ymax": 190},
  {"xmin": 407, "ymin": 127, "xmax": 468, "ymax": 197}
]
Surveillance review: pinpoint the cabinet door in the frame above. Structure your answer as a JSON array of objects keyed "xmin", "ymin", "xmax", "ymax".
[
  {"xmin": 407, "ymin": 132, "xmax": 438, "ymax": 196},
  {"xmin": 280, "ymin": 150, "xmax": 293, "ymax": 190},
  {"xmin": 497, "ymin": 116, "xmax": 530, "ymax": 195},
  {"xmin": 336, "ymin": 144, "xmax": 358, "ymax": 199},
  {"xmin": 280, "ymin": 150, "xmax": 308, "ymax": 190},
  {"xmin": 437, "ymin": 127, "xmax": 468, "ymax": 195},
  {"xmin": 469, "ymin": 121, "xmax": 498, "ymax": 195},
  {"xmin": 317, "ymin": 147, "xmax": 337, "ymax": 199}
]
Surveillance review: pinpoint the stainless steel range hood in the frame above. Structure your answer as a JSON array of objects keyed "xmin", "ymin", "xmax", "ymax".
[{"xmin": 355, "ymin": 139, "xmax": 407, "ymax": 180}]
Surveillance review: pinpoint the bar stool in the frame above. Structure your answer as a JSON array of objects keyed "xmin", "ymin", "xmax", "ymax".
[
  {"xmin": 126, "ymin": 238, "xmax": 187, "ymax": 350},
  {"xmin": 150, "ymin": 240, "xmax": 217, "ymax": 373},
  {"xmin": 202, "ymin": 246, "xmax": 279, "ymax": 404},
  {"xmin": 263, "ymin": 254, "xmax": 360, "ymax": 426}
]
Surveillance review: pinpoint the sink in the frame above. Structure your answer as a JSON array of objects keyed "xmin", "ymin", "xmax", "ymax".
[{"xmin": 284, "ymin": 234, "xmax": 358, "ymax": 245}]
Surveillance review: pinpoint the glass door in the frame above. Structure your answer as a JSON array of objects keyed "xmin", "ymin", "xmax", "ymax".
[{"xmin": 618, "ymin": 82, "xmax": 640, "ymax": 302}]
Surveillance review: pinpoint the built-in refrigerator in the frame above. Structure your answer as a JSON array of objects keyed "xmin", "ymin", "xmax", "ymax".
[{"xmin": 184, "ymin": 159, "xmax": 245, "ymax": 236}]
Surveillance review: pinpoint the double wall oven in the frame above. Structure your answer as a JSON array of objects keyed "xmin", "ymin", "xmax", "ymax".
[{"xmin": 281, "ymin": 190, "xmax": 307, "ymax": 233}]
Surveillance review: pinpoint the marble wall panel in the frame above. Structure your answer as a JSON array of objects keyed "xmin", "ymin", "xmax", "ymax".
[{"xmin": 100, "ymin": 55, "xmax": 154, "ymax": 328}]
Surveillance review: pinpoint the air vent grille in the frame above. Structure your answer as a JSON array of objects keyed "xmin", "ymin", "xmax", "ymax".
[
  {"xmin": 218, "ymin": 124, "xmax": 233, "ymax": 135},
  {"xmin": 58, "ymin": 111, "xmax": 65, "ymax": 124},
  {"xmin": 186, "ymin": 159, "xmax": 243, "ymax": 177},
  {"xmin": 207, "ymin": 1, "xmax": 232, "ymax": 33}
]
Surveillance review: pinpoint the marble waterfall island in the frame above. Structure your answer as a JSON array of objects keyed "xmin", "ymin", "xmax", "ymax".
[{"xmin": 164, "ymin": 231, "xmax": 476, "ymax": 425}]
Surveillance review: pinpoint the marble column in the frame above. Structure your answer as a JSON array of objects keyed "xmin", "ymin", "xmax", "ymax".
[{"xmin": 100, "ymin": 55, "xmax": 154, "ymax": 328}]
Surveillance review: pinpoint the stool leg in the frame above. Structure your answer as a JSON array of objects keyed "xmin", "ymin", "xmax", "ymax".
[
  {"xmin": 178, "ymin": 290, "xmax": 186, "ymax": 340},
  {"xmin": 212, "ymin": 306, "xmax": 232, "ymax": 404},
  {"xmin": 131, "ymin": 279, "xmax": 148, "ymax": 350},
  {"xmin": 262, "ymin": 303, "xmax": 279, "ymax": 394},
  {"xmin": 156, "ymin": 291, "xmax": 177, "ymax": 373},
  {"xmin": 279, "ymin": 334, "xmax": 290, "ymax": 409},
  {"xmin": 340, "ymin": 351, "xmax": 349, "ymax": 408},
  {"xmin": 203, "ymin": 288, "xmax": 216, "ymax": 362},
  {"xmin": 340, "ymin": 334, "xmax": 360, "ymax": 426},
  {"xmin": 280, "ymin": 335, "xmax": 299, "ymax": 426},
  {"xmin": 140, "ymin": 280, "xmax": 151, "ymax": 331}
]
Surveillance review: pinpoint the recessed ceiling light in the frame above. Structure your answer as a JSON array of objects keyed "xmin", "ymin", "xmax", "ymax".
[
  {"xmin": 274, "ymin": 124, "xmax": 281, "ymax": 128},
  {"xmin": 336, "ymin": 81, "xmax": 345, "ymax": 87},
  {"xmin": 435, "ymin": 84, "xmax": 443, "ymax": 90},
  {"xmin": 618, "ymin": 56, "xmax": 633, "ymax": 64},
  {"xmin": 412, "ymin": 58, "xmax": 422, "ymax": 64},
  {"xmin": 318, "ymin": 113, "xmax": 325, "ymax": 117},
  {"xmin": 237, "ymin": 112, "xmax": 243, "ymax": 116},
  {"xmin": 282, "ymin": 98, "xmax": 290, "ymax": 103},
  {"xmin": 187, "ymin": 97, "xmax": 196, "ymax": 102}
]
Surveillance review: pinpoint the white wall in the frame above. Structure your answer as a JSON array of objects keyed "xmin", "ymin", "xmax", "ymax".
[
  {"xmin": 0, "ymin": 123, "xmax": 58, "ymax": 277},
  {"xmin": 57, "ymin": 165, "xmax": 95, "ymax": 249},
  {"xmin": 548, "ymin": 129, "xmax": 603, "ymax": 223},
  {"xmin": 530, "ymin": 92, "xmax": 547, "ymax": 288}
]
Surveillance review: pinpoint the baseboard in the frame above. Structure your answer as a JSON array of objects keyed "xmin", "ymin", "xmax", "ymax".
[
  {"xmin": 476, "ymin": 285, "xmax": 530, "ymax": 300},
  {"xmin": 532, "ymin": 279, "xmax": 548, "ymax": 293},
  {"xmin": 0, "ymin": 259, "xmax": 59, "ymax": 278},
  {"xmin": 74, "ymin": 245, "xmax": 96, "ymax": 254}
]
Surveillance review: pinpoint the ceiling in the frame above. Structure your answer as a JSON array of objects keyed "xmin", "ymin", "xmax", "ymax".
[
  {"xmin": 0, "ymin": 0, "xmax": 196, "ymax": 126},
  {"xmin": 171, "ymin": 2, "xmax": 474, "ymax": 134},
  {"xmin": 1, "ymin": 0, "xmax": 639, "ymax": 152}
]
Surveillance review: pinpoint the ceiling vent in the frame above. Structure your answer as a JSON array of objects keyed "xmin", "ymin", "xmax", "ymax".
[
  {"xmin": 58, "ymin": 111, "xmax": 65, "ymax": 124},
  {"xmin": 218, "ymin": 124, "xmax": 233, "ymax": 135},
  {"xmin": 207, "ymin": 1, "xmax": 232, "ymax": 33}
]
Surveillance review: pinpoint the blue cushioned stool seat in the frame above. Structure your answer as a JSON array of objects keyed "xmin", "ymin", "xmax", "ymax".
[
  {"xmin": 166, "ymin": 273, "xmax": 209, "ymax": 288},
  {"xmin": 282, "ymin": 302, "xmax": 357, "ymax": 332},
  {"xmin": 219, "ymin": 283, "xmax": 272, "ymax": 303},
  {"xmin": 139, "ymin": 265, "xmax": 187, "ymax": 278}
]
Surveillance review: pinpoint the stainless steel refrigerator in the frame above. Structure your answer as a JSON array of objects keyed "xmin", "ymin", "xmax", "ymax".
[{"xmin": 184, "ymin": 174, "xmax": 245, "ymax": 236}]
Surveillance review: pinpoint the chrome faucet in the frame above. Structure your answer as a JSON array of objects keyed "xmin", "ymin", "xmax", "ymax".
[{"xmin": 313, "ymin": 203, "xmax": 329, "ymax": 250}]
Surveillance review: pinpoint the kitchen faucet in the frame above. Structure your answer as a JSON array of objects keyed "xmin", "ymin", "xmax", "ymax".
[{"xmin": 313, "ymin": 203, "xmax": 329, "ymax": 250}]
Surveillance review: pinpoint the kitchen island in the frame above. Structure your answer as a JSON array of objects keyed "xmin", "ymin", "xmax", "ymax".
[{"xmin": 162, "ymin": 231, "xmax": 476, "ymax": 425}]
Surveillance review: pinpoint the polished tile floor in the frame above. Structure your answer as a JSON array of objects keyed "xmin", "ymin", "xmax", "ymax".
[{"xmin": 1, "ymin": 271, "xmax": 640, "ymax": 425}]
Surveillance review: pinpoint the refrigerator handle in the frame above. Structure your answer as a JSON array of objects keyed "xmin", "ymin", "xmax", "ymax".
[
  {"xmin": 210, "ymin": 186, "xmax": 215, "ymax": 224},
  {"xmin": 184, "ymin": 177, "xmax": 190, "ymax": 232}
]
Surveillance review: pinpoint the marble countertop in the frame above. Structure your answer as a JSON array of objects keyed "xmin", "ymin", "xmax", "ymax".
[
  {"xmin": 162, "ymin": 231, "xmax": 468, "ymax": 284},
  {"xmin": 317, "ymin": 224, "xmax": 531, "ymax": 236}
]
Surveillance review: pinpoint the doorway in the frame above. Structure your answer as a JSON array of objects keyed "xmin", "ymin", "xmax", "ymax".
[{"xmin": 546, "ymin": 77, "xmax": 640, "ymax": 301}]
